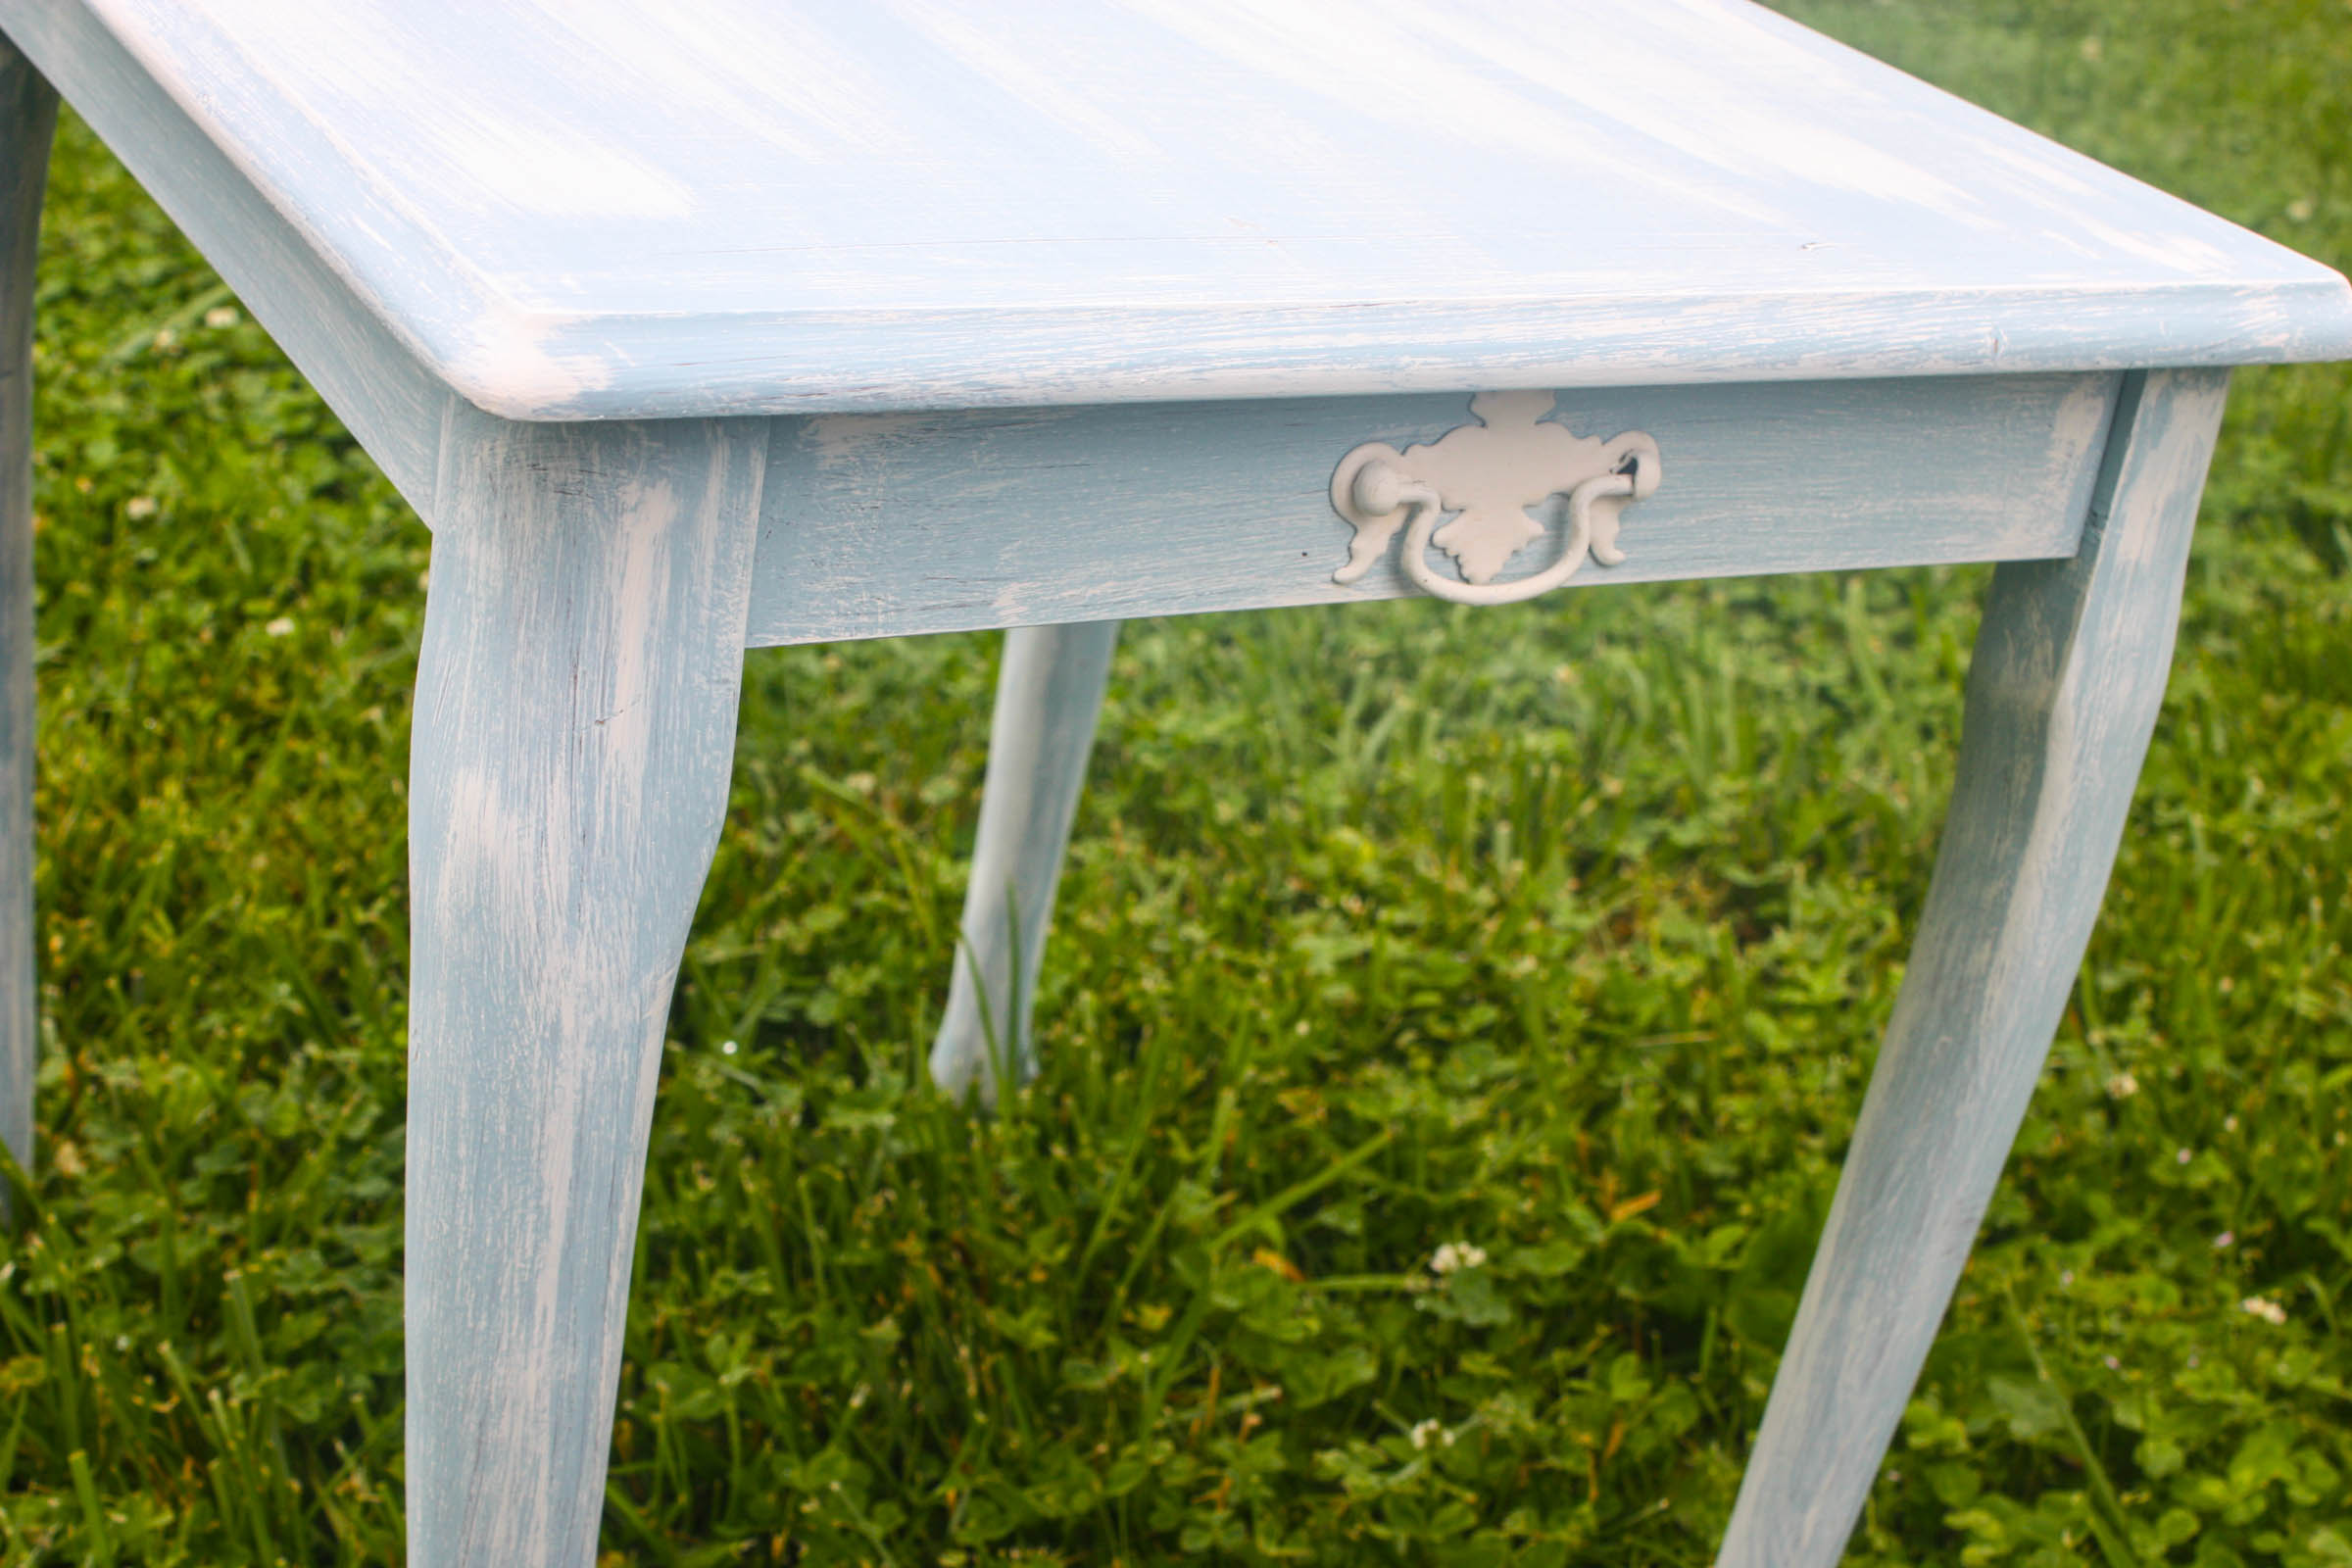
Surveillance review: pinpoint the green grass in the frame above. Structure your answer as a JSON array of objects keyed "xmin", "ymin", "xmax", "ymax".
[{"xmin": 3, "ymin": 0, "xmax": 2349, "ymax": 1561}]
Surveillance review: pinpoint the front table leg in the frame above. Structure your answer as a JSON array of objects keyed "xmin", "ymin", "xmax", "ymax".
[
  {"xmin": 1717, "ymin": 368, "xmax": 2228, "ymax": 1566},
  {"xmin": 930, "ymin": 619, "xmax": 1119, "ymax": 1103},
  {"xmin": 406, "ymin": 410, "xmax": 764, "ymax": 1567}
]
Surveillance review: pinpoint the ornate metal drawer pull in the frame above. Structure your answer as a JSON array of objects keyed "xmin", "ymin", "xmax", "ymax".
[{"xmin": 1329, "ymin": 391, "xmax": 1661, "ymax": 605}]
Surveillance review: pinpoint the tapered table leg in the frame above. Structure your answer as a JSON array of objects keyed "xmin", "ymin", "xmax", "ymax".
[
  {"xmin": 930, "ymin": 619, "xmax": 1118, "ymax": 1104},
  {"xmin": 405, "ymin": 408, "xmax": 765, "ymax": 1567},
  {"xmin": 0, "ymin": 39, "xmax": 54, "ymax": 1203},
  {"xmin": 1715, "ymin": 368, "xmax": 2230, "ymax": 1567}
]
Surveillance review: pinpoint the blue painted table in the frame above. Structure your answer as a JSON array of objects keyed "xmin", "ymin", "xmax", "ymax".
[{"xmin": 2, "ymin": 2, "xmax": 2348, "ymax": 1563}]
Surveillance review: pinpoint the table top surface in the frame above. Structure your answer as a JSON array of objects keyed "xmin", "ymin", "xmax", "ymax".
[{"xmin": 50, "ymin": 0, "xmax": 2352, "ymax": 419}]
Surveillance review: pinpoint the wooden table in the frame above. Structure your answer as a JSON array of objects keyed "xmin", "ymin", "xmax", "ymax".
[{"xmin": 3, "ymin": 2, "xmax": 2348, "ymax": 1563}]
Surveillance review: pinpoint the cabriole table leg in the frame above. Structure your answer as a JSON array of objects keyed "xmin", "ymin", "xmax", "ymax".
[
  {"xmin": 930, "ymin": 617, "xmax": 1118, "ymax": 1105},
  {"xmin": 1715, "ymin": 368, "xmax": 2229, "ymax": 1565},
  {"xmin": 404, "ymin": 408, "xmax": 764, "ymax": 1567},
  {"xmin": 0, "ymin": 36, "xmax": 53, "ymax": 1207}
]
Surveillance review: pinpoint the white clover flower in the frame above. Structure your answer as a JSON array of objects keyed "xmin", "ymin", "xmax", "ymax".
[
  {"xmin": 2104, "ymin": 1071, "xmax": 2138, "ymax": 1100},
  {"xmin": 1430, "ymin": 1242, "xmax": 1488, "ymax": 1276},
  {"xmin": 2241, "ymin": 1297, "xmax": 2286, "ymax": 1326},
  {"xmin": 1408, "ymin": 1419, "xmax": 1442, "ymax": 1450}
]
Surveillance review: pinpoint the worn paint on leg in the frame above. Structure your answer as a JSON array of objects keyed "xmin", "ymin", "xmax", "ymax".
[
  {"xmin": 0, "ymin": 36, "xmax": 55, "ymax": 1209},
  {"xmin": 1714, "ymin": 368, "xmax": 2230, "ymax": 1568},
  {"xmin": 930, "ymin": 619, "xmax": 1119, "ymax": 1104},
  {"xmin": 404, "ymin": 406, "xmax": 764, "ymax": 1568}
]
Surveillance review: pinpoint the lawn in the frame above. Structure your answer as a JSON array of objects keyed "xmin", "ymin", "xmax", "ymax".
[{"xmin": 3, "ymin": 0, "xmax": 2349, "ymax": 1563}]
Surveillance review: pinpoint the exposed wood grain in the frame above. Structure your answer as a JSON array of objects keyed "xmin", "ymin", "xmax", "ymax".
[
  {"xmin": 931, "ymin": 620, "xmax": 1120, "ymax": 1104},
  {"xmin": 0, "ymin": 34, "xmax": 50, "ymax": 1207},
  {"xmin": 1714, "ymin": 368, "xmax": 2230, "ymax": 1568},
  {"xmin": 0, "ymin": 0, "xmax": 450, "ymax": 508},
  {"xmin": 750, "ymin": 373, "xmax": 2117, "ymax": 645},
  {"xmin": 405, "ymin": 406, "xmax": 765, "ymax": 1567},
  {"xmin": 12, "ymin": 0, "xmax": 2348, "ymax": 419}
]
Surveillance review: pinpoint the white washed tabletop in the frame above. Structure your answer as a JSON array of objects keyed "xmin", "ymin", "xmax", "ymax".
[{"xmin": 43, "ymin": 0, "xmax": 2352, "ymax": 416}]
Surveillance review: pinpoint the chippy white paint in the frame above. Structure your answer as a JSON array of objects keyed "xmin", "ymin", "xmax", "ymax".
[
  {"xmin": 1716, "ymin": 369, "xmax": 2230, "ymax": 1567},
  {"xmin": 930, "ymin": 621, "xmax": 1120, "ymax": 1105},
  {"xmin": 751, "ymin": 373, "xmax": 2113, "ymax": 646},
  {"xmin": 3, "ymin": 0, "xmax": 2347, "ymax": 419},
  {"xmin": 0, "ymin": 0, "xmax": 449, "ymax": 508},
  {"xmin": 405, "ymin": 407, "xmax": 764, "ymax": 1567},
  {"xmin": 0, "ymin": 2, "xmax": 2347, "ymax": 1565},
  {"xmin": 1329, "ymin": 390, "xmax": 1659, "ymax": 602},
  {"xmin": 0, "ymin": 37, "xmax": 49, "ymax": 1204}
]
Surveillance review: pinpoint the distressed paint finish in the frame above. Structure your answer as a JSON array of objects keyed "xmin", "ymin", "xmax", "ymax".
[
  {"xmin": 0, "ymin": 0, "xmax": 448, "ymax": 508},
  {"xmin": 0, "ymin": 35, "xmax": 50, "ymax": 1201},
  {"xmin": 4, "ymin": 0, "xmax": 2348, "ymax": 419},
  {"xmin": 1, "ymin": 0, "xmax": 2344, "ymax": 1552},
  {"xmin": 931, "ymin": 620, "xmax": 1120, "ymax": 1104},
  {"xmin": 405, "ymin": 406, "xmax": 765, "ymax": 1567},
  {"xmin": 1714, "ymin": 368, "xmax": 2230, "ymax": 1568},
  {"xmin": 751, "ymin": 373, "xmax": 2116, "ymax": 645}
]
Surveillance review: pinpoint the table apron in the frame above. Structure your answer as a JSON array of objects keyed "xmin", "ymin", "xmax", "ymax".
[{"xmin": 746, "ymin": 371, "xmax": 2120, "ymax": 646}]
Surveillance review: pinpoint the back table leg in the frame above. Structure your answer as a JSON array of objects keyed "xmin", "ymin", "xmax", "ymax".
[
  {"xmin": 0, "ymin": 39, "xmax": 54, "ymax": 1202},
  {"xmin": 1715, "ymin": 368, "xmax": 2229, "ymax": 1567},
  {"xmin": 405, "ymin": 408, "xmax": 765, "ymax": 1568},
  {"xmin": 930, "ymin": 619, "xmax": 1118, "ymax": 1104}
]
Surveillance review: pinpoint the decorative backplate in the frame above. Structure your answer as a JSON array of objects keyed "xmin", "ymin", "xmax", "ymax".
[{"xmin": 1330, "ymin": 392, "xmax": 1661, "ymax": 605}]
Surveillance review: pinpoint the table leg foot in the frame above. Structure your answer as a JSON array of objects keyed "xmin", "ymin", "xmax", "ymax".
[
  {"xmin": 0, "ymin": 39, "xmax": 54, "ymax": 1209},
  {"xmin": 1715, "ymin": 368, "xmax": 2229, "ymax": 1567},
  {"xmin": 405, "ymin": 410, "xmax": 764, "ymax": 1567},
  {"xmin": 930, "ymin": 619, "xmax": 1118, "ymax": 1104}
]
